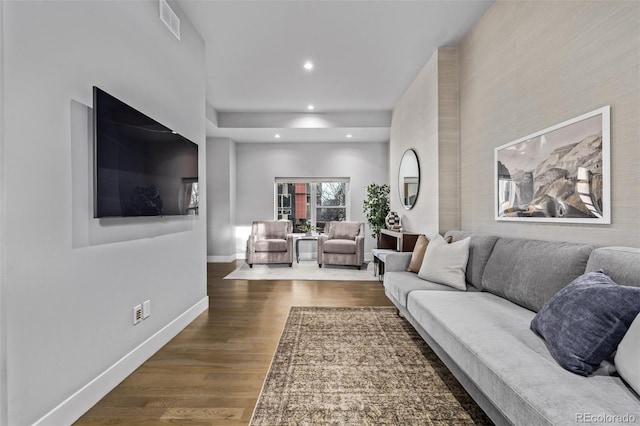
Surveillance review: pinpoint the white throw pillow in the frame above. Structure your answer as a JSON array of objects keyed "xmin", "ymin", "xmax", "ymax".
[
  {"xmin": 417, "ymin": 234, "xmax": 470, "ymax": 291},
  {"xmin": 615, "ymin": 313, "xmax": 640, "ymax": 395}
]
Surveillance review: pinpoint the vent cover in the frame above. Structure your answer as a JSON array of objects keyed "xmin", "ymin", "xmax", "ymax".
[{"xmin": 159, "ymin": 0, "xmax": 180, "ymax": 41}]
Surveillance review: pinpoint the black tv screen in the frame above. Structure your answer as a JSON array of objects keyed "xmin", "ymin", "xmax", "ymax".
[{"xmin": 93, "ymin": 87, "xmax": 199, "ymax": 218}]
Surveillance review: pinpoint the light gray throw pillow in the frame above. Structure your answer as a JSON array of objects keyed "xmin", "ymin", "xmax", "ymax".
[
  {"xmin": 615, "ymin": 313, "xmax": 640, "ymax": 395},
  {"xmin": 417, "ymin": 234, "xmax": 470, "ymax": 291}
]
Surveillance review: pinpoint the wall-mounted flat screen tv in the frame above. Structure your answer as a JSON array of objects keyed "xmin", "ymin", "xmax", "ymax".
[{"xmin": 93, "ymin": 86, "xmax": 198, "ymax": 218}]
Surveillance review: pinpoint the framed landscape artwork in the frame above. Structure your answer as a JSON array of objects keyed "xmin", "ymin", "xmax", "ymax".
[{"xmin": 495, "ymin": 106, "xmax": 610, "ymax": 224}]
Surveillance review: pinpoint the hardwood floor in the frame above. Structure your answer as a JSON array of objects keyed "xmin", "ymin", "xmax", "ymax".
[{"xmin": 75, "ymin": 262, "xmax": 392, "ymax": 425}]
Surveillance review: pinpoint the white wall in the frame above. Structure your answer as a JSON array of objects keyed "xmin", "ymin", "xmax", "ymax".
[
  {"xmin": 458, "ymin": 0, "xmax": 640, "ymax": 246},
  {"xmin": 0, "ymin": 2, "xmax": 7, "ymax": 424},
  {"xmin": 390, "ymin": 52, "xmax": 439, "ymax": 234},
  {"xmin": 235, "ymin": 142, "xmax": 389, "ymax": 257},
  {"xmin": 207, "ymin": 137, "xmax": 236, "ymax": 261},
  {"xmin": 4, "ymin": 1, "xmax": 207, "ymax": 424},
  {"xmin": 389, "ymin": 48, "xmax": 459, "ymax": 236}
]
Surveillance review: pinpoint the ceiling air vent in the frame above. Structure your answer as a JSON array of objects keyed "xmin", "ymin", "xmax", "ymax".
[{"xmin": 159, "ymin": 0, "xmax": 180, "ymax": 41}]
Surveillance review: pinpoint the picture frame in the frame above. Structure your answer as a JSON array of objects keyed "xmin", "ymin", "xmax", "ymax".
[{"xmin": 495, "ymin": 106, "xmax": 610, "ymax": 224}]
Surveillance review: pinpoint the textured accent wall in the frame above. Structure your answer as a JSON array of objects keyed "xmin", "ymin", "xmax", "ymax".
[
  {"xmin": 458, "ymin": 0, "xmax": 640, "ymax": 246},
  {"xmin": 390, "ymin": 48, "xmax": 460, "ymax": 236},
  {"xmin": 438, "ymin": 49, "xmax": 460, "ymax": 232}
]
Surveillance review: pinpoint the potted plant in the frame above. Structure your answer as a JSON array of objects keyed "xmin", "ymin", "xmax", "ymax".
[
  {"xmin": 299, "ymin": 223, "xmax": 316, "ymax": 236},
  {"xmin": 363, "ymin": 183, "xmax": 390, "ymax": 246}
]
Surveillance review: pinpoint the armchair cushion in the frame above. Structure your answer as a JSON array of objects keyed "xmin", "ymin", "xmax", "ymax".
[
  {"xmin": 328, "ymin": 222, "xmax": 361, "ymax": 240},
  {"xmin": 324, "ymin": 239, "xmax": 357, "ymax": 254},
  {"xmin": 255, "ymin": 239, "xmax": 288, "ymax": 252},
  {"xmin": 256, "ymin": 221, "xmax": 289, "ymax": 239}
]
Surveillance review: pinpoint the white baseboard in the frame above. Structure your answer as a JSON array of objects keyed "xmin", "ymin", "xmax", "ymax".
[
  {"xmin": 33, "ymin": 296, "xmax": 209, "ymax": 426},
  {"xmin": 207, "ymin": 255, "xmax": 236, "ymax": 263}
]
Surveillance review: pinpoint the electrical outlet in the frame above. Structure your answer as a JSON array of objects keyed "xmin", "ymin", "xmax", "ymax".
[
  {"xmin": 133, "ymin": 304, "xmax": 142, "ymax": 325},
  {"xmin": 143, "ymin": 300, "xmax": 151, "ymax": 319}
]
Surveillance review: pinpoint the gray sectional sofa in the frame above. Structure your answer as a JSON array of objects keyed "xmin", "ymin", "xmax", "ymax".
[{"xmin": 384, "ymin": 230, "xmax": 640, "ymax": 426}]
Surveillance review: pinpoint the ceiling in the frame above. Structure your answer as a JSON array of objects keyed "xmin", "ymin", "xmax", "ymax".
[{"xmin": 178, "ymin": 0, "xmax": 494, "ymax": 143}]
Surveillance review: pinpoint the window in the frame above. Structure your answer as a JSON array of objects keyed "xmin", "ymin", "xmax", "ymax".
[{"xmin": 275, "ymin": 178, "xmax": 349, "ymax": 233}]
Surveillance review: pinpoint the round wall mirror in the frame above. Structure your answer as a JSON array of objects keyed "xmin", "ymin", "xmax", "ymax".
[{"xmin": 398, "ymin": 149, "xmax": 420, "ymax": 210}]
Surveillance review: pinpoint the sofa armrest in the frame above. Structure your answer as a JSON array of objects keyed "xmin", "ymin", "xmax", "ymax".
[
  {"xmin": 385, "ymin": 252, "xmax": 413, "ymax": 272},
  {"xmin": 317, "ymin": 234, "xmax": 328, "ymax": 264}
]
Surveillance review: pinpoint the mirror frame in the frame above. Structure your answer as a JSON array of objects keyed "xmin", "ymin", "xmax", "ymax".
[{"xmin": 398, "ymin": 149, "xmax": 420, "ymax": 210}]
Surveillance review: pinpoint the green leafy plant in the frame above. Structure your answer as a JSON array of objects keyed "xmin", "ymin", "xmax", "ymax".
[
  {"xmin": 363, "ymin": 183, "xmax": 390, "ymax": 242},
  {"xmin": 299, "ymin": 223, "xmax": 316, "ymax": 233}
]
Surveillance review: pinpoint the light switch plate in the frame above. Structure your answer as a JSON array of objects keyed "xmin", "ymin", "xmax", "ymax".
[{"xmin": 143, "ymin": 300, "xmax": 151, "ymax": 319}]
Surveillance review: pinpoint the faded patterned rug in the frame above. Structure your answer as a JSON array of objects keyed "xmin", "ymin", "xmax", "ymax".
[{"xmin": 250, "ymin": 307, "xmax": 492, "ymax": 425}]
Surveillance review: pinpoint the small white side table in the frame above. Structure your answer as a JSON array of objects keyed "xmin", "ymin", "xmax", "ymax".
[
  {"xmin": 371, "ymin": 248, "xmax": 397, "ymax": 282},
  {"xmin": 294, "ymin": 234, "xmax": 319, "ymax": 263}
]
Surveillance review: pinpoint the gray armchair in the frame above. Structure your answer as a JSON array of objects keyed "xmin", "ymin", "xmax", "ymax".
[
  {"xmin": 317, "ymin": 221, "xmax": 365, "ymax": 269},
  {"xmin": 247, "ymin": 220, "xmax": 294, "ymax": 267}
]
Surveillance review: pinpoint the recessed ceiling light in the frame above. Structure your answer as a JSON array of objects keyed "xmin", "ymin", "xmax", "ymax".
[
  {"xmin": 307, "ymin": 104, "xmax": 315, "ymax": 111},
  {"xmin": 303, "ymin": 61, "xmax": 314, "ymax": 71},
  {"xmin": 275, "ymin": 134, "xmax": 281, "ymax": 138},
  {"xmin": 346, "ymin": 134, "xmax": 353, "ymax": 138}
]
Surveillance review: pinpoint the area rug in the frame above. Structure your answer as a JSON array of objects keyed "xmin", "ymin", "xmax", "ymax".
[
  {"xmin": 223, "ymin": 261, "xmax": 378, "ymax": 281},
  {"xmin": 250, "ymin": 307, "xmax": 492, "ymax": 425}
]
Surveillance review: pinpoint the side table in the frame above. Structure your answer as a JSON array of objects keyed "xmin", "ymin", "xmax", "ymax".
[
  {"xmin": 379, "ymin": 229, "xmax": 419, "ymax": 252},
  {"xmin": 295, "ymin": 234, "xmax": 319, "ymax": 263},
  {"xmin": 371, "ymin": 248, "xmax": 397, "ymax": 282},
  {"xmin": 373, "ymin": 230, "xmax": 419, "ymax": 282}
]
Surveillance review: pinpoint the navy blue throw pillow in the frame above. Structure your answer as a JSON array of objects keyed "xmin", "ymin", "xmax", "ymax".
[{"xmin": 530, "ymin": 270, "xmax": 640, "ymax": 377}]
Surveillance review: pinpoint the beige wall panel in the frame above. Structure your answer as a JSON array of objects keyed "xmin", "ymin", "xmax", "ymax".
[
  {"xmin": 459, "ymin": 2, "xmax": 518, "ymax": 233},
  {"xmin": 459, "ymin": 0, "xmax": 640, "ymax": 246},
  {"xmin": 438, "ymin": 48, "xmax": 460, "ymax": 232}
]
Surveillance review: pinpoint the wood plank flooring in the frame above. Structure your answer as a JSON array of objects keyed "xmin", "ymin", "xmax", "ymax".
[{"xmin": 74, "ymin": 262, "xmax": 392, "ymax": 425}]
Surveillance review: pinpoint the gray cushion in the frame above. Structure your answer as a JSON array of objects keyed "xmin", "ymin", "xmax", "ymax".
[
  {"xmin": 328, "ymin": 222, "xmax": 360, "ymax": 240},
  {"xmin": 482, "ymin": 237, "xmax": 593, "ymax": 312},
  {"xmin": 445, "ymin": 231, "xmax": 499, "ymax": 290},
  {"xmin": 254, "ymin": 239, "xmax": 287, "ymax": 252},
  {"xmin": 383, "ymin": 271, "xmax": 459, "ymax": 309},
  {"xmin": 531, "ymin": 270, "xmax": 640, "ymax": 376},
  {"xmin": 323, "ymin": 239, "xmax": 356, "ymax": 254},
  {"xmin": 407, "ymin": 291, "xmax": 640, "ymax": 426},
  {"xmin": 615, "ymin": 313, "xmax": 640, "ymax": 396},
  {"xmin": 585, "ymin": 246, "xmax": 640, "ymax": 288}
]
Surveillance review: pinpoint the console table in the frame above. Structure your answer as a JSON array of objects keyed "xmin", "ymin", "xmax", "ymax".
[
  {"xmin": 373, "ymin": 229, "xmax": 420, "ymax": 281},
  {"xmin": 378, "ymin": 229, "xmax": 419, "ymax": 252}
]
